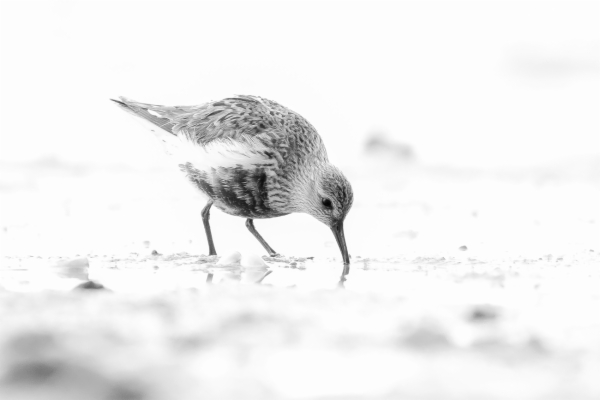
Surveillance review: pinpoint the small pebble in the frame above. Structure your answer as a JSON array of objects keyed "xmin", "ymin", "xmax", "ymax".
[
  {"xmin": 217, "ymin": 251, "xmax": 242, "ymax": 266},
  {"xmin": 459, "ymin": 246, "xmax": 468, "ymax": 251},
  {"xmin": 151, "ymin": 250, "xmax": 160, "ymax": 256},
  {"xmin": 73, "ymin": 280, "xmax": 105, "ymax": 290}
]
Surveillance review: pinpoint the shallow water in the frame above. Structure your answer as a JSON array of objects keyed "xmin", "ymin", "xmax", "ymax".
[{"xmin": 1, "ymin": 157, "xmax": 599, "ymax": 399}]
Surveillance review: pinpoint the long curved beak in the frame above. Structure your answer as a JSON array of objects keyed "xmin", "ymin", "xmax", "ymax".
[{"xmin": 331, "ymin": 220, "xmax": 350, "ymax": 265}]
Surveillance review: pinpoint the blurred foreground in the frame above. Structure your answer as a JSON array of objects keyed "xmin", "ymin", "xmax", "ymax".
[{"xmin": 1, "ymin": 156, "xmax": 599, "ymax": 399}]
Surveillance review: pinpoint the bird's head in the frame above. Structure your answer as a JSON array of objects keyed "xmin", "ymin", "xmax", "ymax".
[{"xmin": 300, "ymin": 164, "xmax": 353, "ymax": 264}]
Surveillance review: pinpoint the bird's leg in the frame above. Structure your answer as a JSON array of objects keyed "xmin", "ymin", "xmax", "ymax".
[
  {"xmin": 245, "ymin": 219, "xmax": 279, "ymax": 257},
  {"xmin": 201, "ymin": 201, "xmax": 217, "ymax": 256},
  {"xmin": 338, "ymin": 263, "xmax": 350, "ymax": 288}
]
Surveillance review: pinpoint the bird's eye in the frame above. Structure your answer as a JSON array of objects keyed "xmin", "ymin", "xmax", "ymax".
[{"xmin": 321, "ymin": 198, "xmax": 333, "ymax": 209}]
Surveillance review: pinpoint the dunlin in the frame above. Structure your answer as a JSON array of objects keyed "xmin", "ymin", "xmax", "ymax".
[{"xmin": 112, "ymin": 95, "xmax": 353, "ymax": 265}]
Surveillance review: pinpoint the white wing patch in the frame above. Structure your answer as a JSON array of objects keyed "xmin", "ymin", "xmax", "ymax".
[
  {"xmin": 147, "ymin": 109, "xmax": 163, "ymax": 118},
  {"xmin": 168, "ymin": 134, "xmax": 277, "ymax": 173}
]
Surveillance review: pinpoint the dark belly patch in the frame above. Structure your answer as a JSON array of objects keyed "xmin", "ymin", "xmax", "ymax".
[{"xmin": 179, "ymin": 163, "xmax": 285, "ymax": 218}]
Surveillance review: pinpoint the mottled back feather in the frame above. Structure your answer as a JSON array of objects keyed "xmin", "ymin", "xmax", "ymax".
[{"xmin": 112, "ymin": 95, "xmax": 326, "ymax": 161}]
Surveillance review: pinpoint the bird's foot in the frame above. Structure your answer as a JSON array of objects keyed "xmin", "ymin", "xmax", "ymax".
[{"xmin": 262, "ymin": 253, "xmax": 283, "ymax": 262}]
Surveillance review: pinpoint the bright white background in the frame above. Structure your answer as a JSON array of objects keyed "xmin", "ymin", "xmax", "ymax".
[
  {"xmin": 1, "ymin": 5, "xmax": 599, "ymax": 398},
  {"xmin": 1, "ymin": 0, "xmax": 598, "ymax": 169}
]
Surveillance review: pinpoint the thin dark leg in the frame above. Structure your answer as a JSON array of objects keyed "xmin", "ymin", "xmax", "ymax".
[
  {"xmin": 338, "ymin": 263, "xmax": 350, "ymax": 289},
  {"xmin": 201, "ymin": 201, "xmax": 217, "ymax": 256},
  {"xmin": 245, "ymin": 219, "xmax": 278, "ymax": 256}
]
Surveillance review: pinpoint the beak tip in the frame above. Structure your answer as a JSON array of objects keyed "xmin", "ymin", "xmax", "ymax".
[{"xmin": 331, "ymin": 222, "xmax": 350, "ymax": 266}]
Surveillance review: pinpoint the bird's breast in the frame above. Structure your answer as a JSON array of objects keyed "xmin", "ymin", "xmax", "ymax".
[{"xmin": 179, "ymin": 162, "xmax": 289, "ymax": 218}]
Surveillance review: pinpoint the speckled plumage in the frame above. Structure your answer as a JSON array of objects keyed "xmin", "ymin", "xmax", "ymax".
[{"xmin": 112, "ymin": 95, "xmax": 353, "ymax": 263}]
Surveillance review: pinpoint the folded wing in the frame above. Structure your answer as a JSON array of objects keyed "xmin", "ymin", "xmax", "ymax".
[{"xmin": 111, "ymin": 96, "xmax": 287, "ymax": 171}]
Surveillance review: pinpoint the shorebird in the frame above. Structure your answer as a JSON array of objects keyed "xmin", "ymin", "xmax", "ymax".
[{"xmin": 111, "ymin": 95, "xmax": 353, "ymax": 265}]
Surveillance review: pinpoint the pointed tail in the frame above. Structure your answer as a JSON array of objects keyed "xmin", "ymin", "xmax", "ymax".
[{"xmin": 110, "ymin": 96, "xmax": 177, "ymax": 135}]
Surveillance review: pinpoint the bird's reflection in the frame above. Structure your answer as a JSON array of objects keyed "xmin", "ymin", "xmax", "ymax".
[
  {"xmin": 205, "ymin": 268, "xmax": 272, "ymax": 285},
  {"xmin": 205, "ymin": 262, "xmax": 349, "ymax": 288}
]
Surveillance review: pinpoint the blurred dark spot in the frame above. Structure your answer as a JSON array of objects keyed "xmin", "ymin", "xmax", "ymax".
[
  {"xmin": 402, "ymin": 325, "xmax": 450, "ymax": 349},
  {"xmin": 459, "ymin": 245, "xmax": 468, "ymax": 251},
  {"xmin": 151, "ymin": 250, "xmax": 160, "ymax": 256},
  {"xmin": 469, "ymin": 305, "xmax": 500, "ymax": 322},
  {"xmin": 527, "ymin": 336, "xmax": 548, "ymax": 354},
  {"xmin": 364, "ymin": 132, "xmax": 416, "ymax": 162},
  {"xmin": 74, "ymin": 280, "xmax": 105, "ymax": 290},
  {"xmin": 6, "ymin": 360, "xmax": 61, "ymax": 384},
  {"xmin": 110, "ymin": 381, "xmax": 146, "ymax": 400}
]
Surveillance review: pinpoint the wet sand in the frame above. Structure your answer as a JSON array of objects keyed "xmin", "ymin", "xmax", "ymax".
[{"xmin": 1, "ymin": 157, "xmax": 599, "ymax": 399}]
